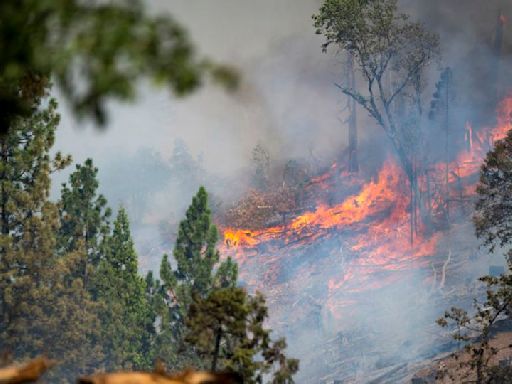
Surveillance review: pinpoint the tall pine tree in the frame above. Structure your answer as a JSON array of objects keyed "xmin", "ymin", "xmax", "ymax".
[
  {"xmin": 0, "ymin": 83, "xmax": 102, "ymax": 381},
  {"xmin": 156, "ymin": 186, "xmax": 238, "ymax": 367},
  {"xmin": 93, "ymin": 207, "xmax": 152, "ymax": 370},
  {"xmin": 58, "ymin": 158, "xmax": 111, "ymax": 286}
]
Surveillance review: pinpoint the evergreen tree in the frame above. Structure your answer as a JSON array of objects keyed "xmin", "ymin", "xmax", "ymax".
[
  {"xmin": 252, "ymin": 143, "xmax": 271, "ymax": 190},
  {"xmin": 169, "ymin": 139, "xmax": 204, "ymax": 191},
  {"xmin": 0, "ymin": 85, "xmax": 102, "ymax": 381},
  {"xmin": 164, "ymin": 186, "xmax": 224, "ymax": 308},
  {"xmin": 59, "ymin": 158, "xmax": 111, "ymax": 284},
  {"xmin": 213, "ymin": 256, "xmax": 238, "ymax": 290},
  {"xmin": 0, "ymin": 89, "xmax": 70, "ymax": 239},
  {"xmin": 156, "ymin": 187, "xmax": 238, "ymax": 366},
  {"xmin": 93, "ymin": 207, "xmax": 152, "ymax": 370},
  {"xmin": 437, "ymin": 129, "xmax": 512, "ymax": 383},
  {"xmin": 0, "ymin": 84, "xmax": 64, "ymax": 336},
  {"xmin": 185, "ymin": 288, "xmax": 299, "ymax": 383},
  {"xmin": 429, "ymin": 67, "xmax": 455, "ymax": 123},
  {"xmin": 474, "ymin": 128, "xmax": 512, "ymax": 262}
]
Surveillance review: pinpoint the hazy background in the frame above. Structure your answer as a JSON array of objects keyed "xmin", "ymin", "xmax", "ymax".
[
  {"xmin": 51, "ymin": 0, "xmax": 512, "ymax": 261},
  {"xmin": 53, "ymin": 0, "xmax": 343, "ymax": 179}
]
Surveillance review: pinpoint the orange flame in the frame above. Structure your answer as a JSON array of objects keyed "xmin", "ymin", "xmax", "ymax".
[{"xmin": 220, "ymin": 95, "xmax": 512, "ymax": 320}]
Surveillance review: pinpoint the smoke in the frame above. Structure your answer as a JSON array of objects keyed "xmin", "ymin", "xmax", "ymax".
[
  {"xmin": 54, "ymin": 0, "xmax": 344, "ymax": 175},
  {"xmin": 52, "ymin": 0, "xmax": 351, "ymax": 238},
  {"xmin": 49, "ymin": 0, "xmax": 512, "ymax": 381},
  {"xmin": 403, "ymin": 0, "xmax": 512, "ymax": 124}
]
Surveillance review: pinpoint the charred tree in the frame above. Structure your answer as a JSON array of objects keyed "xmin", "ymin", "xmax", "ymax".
[
  {"xmin": 429, "ymin": 67, "xmax": 455, "ymax": 224},
  {"xmin": 346, "ymin": 54, "xmax": 358, "ymax": 173},
  {"xmin": 492, "ymin": 11, "xmax": 505, "ymax": 107}
]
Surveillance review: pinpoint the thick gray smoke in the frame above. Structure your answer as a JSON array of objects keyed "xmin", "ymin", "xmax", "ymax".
[{"xmin": 51, "ymin": 0, "xmax": 347, "ymax": 239}]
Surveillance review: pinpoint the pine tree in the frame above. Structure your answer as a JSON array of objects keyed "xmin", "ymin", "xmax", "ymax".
[
  {"xmin": 474, "ymin": 128, "xmax": 512, "ymax": 262},
  {"xmin": 59, "ymin": 158, "xmax": 111, "ymax": 284},
  {"xmin": 213, "ymin": 256, "xmax": 238, "ymax": 289},
  {"xmin": 0, "ymin": 84, "xmax": 102, "ymax": 381},
  {"xmin": 429, "ymin": 67, "xmax": 455, "ymax": 123},
  {"xmin": 93, "ymin": 207, "xmax": 152, "ymax": 370},
  {"xmin": 185, "ymin": 288, "xmax": 299, "ymax": 383},
  {"xmin": 429, "ymin": 67, "xmax": 456, "ymax": 220},
  {"xmin": 0, "ymin": 88, "xmax": 70, "ymax": 239},
  {"xmin": 0, "ymin": 84, "xmax": 65, "ymax": 337},
  {"xmin": 156, "ymin": 187, "xmax": 238, "ymax": 366},
  {"xmin": 252, "ymin": 144, "xmax": 271, "ymax": 190},
  {"xmin": 165, "ymin": 186, "xmax": 221, "ymax": 307}
]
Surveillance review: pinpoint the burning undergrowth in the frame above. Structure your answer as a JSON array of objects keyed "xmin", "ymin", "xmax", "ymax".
[{"xmin": 215, "ymin": 96, "xmax": 512, "ymax": 381}]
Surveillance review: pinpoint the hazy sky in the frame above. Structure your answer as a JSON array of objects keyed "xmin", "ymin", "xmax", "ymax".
[
  {"xmin": 54, "ymin": 0, "xmax": 344, "ymax": 181},
  {"xmin": 52, "ymin": 0, "xmax": 512, "ymax": 193}
]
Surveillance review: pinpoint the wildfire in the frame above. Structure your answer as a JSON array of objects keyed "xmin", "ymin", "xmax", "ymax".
[
  {"xmin": 222, "ymin": 160, "xmax": 403, "ymax": 253},
  {"xmin": 220, "ymin": 95, "xmax": 512, "ymax": 320}
]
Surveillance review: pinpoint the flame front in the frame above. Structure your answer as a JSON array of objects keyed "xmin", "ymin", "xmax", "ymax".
[{"xmin": 220, "ymin": 96, "xmax": 512, "ymax": 320}]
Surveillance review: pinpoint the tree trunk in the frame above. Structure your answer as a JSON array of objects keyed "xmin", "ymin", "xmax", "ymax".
[
  {"xmin": 493, "ymin": 12, "xmax": 504, "ymax": 106},
  {"xmin": 347, "ymin": 54, "xmax": 358, "ymax": 173},
  {"xmin": 410, "ymin": 176, "xmax": 414, "ymax": 245},
  {"xmin": 476, "ymin": 347, "xmax": 484, "ymax": 384},
  {"xmin": 211, "ymin": 326, "xmax": 222, "ymax": 372},
  {"xmin": 444, "ymin": 74, "xmax": 451, "ymax": 226},
  {"xmin": 0, "ymin": 138, "xmax": 9, "ymax": 236},
  {"xmin": 390, "ymin": 139, "xmax": 416, "ymax": 245}
]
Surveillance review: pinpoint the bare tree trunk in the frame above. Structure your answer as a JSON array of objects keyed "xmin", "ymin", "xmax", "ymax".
[
  {"xmin": 440, "ymin": 250, "xmax": 451, "ymax": 289},
  {"xmin": 444, "ymin": 71, "xmax": 451, "ymax": 226},
  {"xmin": 347, "ymin": 54, "xmax": 358, "ymax": 173},
  {"xmin": 410, "ymin": 175, "xmax": 415, "ymax": 245},
  {"xmin": 211, "ymin": 326, "xmax": 222, "ymax": 372},
  {"xmin": 426, "ymin": 170, "xmax": 432, "ymax": 216},
  {"xmin": 476, "ymin": 347, "xmax": 484, "ymax": 384},
  {"xmin": 493, "ymin": 11, "xmax": 504, "ymax": 107},
  {"xmin": 0, "ymin": 138, "xmax": 9, "ymax": 236}
]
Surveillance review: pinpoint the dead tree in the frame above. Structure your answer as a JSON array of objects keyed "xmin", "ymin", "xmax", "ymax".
[
  {"xmin": 346, "ymin": 53, "xmax": 358, "ymax": 173},
  {"xmin": 493, "ymin": 10, "xmax": 505, "ymax": 106},
  {"xmin": 429, "ymin": 67, "xmax": 456, "ymax": 225}
]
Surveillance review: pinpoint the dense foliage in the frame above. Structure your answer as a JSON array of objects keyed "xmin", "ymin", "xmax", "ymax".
[
  {"xmin": 438, "ymin": 131, "xmax": 512, "ymax": 383},
  {"xmin": 186, "ymin": 288, "xmax": 299, "ymax": 383},
  {"xmin": 474, "ymin": 129, "xmax": 512, "ymax": 261},
  {"xmin": 0, "ymin": 81, "xmax": 297, "ymax": 382}
]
